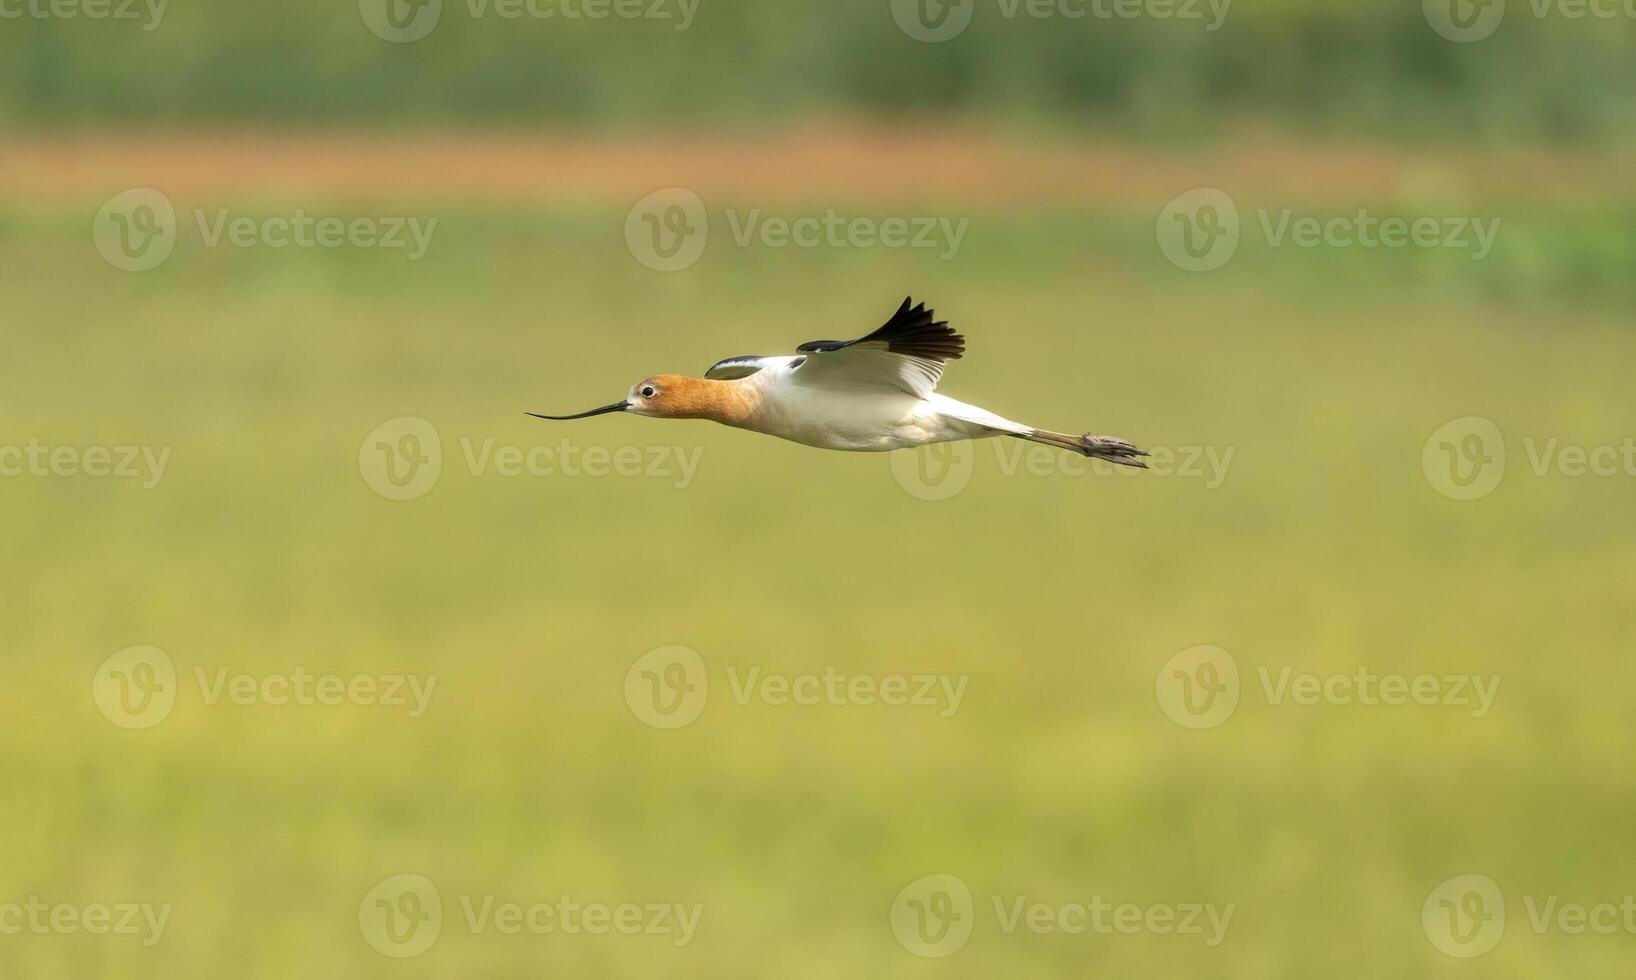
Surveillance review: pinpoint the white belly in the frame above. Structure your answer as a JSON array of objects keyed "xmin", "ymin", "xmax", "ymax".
[{"xmin": 747, "ymin": 383, "xmax": 982, "ymax": 452}]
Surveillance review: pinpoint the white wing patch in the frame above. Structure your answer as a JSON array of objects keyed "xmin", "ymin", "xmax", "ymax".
[
  {"xmin": 789, "ymin": 297, "xmax": 965, "ymax": 398},
  {"xmin": 705, "ymin": 356, "xmax": 775, "ymax": 380},
  {"xmin": 789, "ymin": 347, "xmax": 947, "ymax": 398}
]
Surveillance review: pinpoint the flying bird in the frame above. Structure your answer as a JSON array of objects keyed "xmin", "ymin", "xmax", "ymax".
[{"xmin": 529, "ymin": 297, "xmax": 1147, "ymax": 466}]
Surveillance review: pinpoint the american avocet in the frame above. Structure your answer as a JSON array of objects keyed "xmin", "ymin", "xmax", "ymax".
[{"xmin": 529, "ymin": 297, "xmax": 1147, "ymax": 466}]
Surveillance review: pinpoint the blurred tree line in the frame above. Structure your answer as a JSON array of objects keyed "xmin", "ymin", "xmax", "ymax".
[{"xmin": 1, "ymin": 0, "xmax": 1632, "ymax": 141}]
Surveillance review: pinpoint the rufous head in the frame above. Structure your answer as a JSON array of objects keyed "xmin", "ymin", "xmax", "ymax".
[
  {"xmin": 625, "ymin": 375, "xmax": 708, "ymax": 418},
  {"xmin": 528, "ymin": 374, "xmax": 751, "ymax": 424}
]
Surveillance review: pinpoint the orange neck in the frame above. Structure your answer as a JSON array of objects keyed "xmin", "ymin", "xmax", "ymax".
[{"xmin": 650, "ymin": 375, "xmax": 761, "ymax": 427}]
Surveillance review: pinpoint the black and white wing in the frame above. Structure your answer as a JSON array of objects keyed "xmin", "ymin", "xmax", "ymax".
[
  {"xmin": 703, "ymin": 355, "xmax": 781, "ymax": 380},
  {"xmin": 788, "ymin": 297, "xmax": 965, "ymax": 397}
]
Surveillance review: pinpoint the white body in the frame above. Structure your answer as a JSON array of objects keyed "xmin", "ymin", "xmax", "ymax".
[{"xmin": 737, "ymin": 356, "xmax": 1028, "ymax": 452}]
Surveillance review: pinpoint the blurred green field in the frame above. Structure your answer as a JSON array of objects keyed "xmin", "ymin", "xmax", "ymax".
[{"xmin": 3, "ymin": 152, "xmax": 1635, "ymax": 979}]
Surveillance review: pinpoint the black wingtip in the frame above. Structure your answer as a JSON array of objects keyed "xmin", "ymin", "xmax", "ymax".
[
  {"xmin": 794, "ymin": 296, "xmax": 966, "ymax": 362},
  {"xmin": 875, "ymin": 296, "xmax": 964, "ymax": 361}
]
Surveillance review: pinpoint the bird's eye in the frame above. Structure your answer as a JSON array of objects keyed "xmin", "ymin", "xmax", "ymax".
[{"xmin": 640, "ymin": 385, "xmax": 657, "ymax": 398}]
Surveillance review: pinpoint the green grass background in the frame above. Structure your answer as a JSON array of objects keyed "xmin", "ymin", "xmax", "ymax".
[{"xmin": 3, "ymin": 183, "xmax": 1635, "ymax": 978}]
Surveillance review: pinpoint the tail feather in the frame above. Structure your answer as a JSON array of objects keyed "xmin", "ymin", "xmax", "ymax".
[{"xmin": 1016, "ymin": 429, "xmax": 1149, "ymax": 468}]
